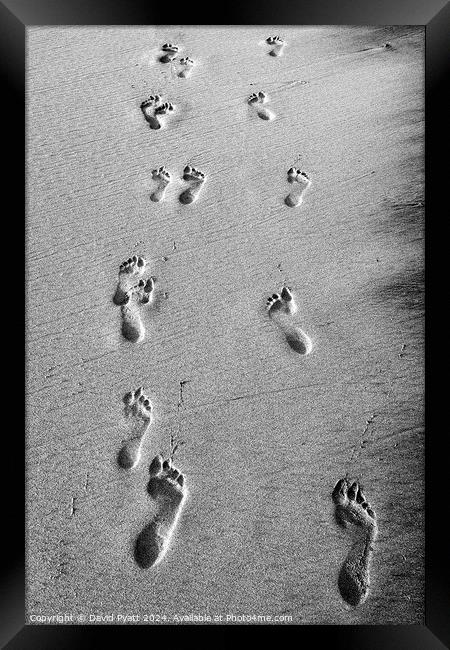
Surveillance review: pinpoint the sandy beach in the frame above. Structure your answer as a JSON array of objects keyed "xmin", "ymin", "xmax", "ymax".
[{"xmin": 26, "ymin": 26, "xmax": 424, "ymax": 624}]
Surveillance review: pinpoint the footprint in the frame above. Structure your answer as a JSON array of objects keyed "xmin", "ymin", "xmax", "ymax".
[
  {"xmin": 120, "ymin": 277, "xmax": 155, "ymax": 343},
  {"xmin": 113, "ymin": 255, "xmax": 147, "ymax": 306},
  {"xmin": 266, "ymin": 35, "xmax": 286, "ymax": 57},
  {"xmin": 247, "ymin": 91, "xmax": 275, "ymax": 121},
  {"xmin": 159, "ymin": 43, "xmax": 179, "ymax": 63},
  {"xmin": 153, "ymin": 101, "xmax": 176, "ymax": 128},
  {"xmin": 285, "ymin": 168, "xmax": 312, "ymax": 208},
  {"xmin": 266, "ymin": 286, "xmax": 313, "ymax": 355},
  {"xmin": 178, "ymin": 56, "xmax": 195, "ymax": 78},
  {"xmin": 150, "ymin": 166, "xmax": 171, "ymax": 203},
  {"xmin": 140, "ymin": 95, "xmax": 161, "ymax": 129},
  {"xmin": 179, "ymin": 165, "xmax": 206, "ymax": 204},
  {"xmin": 134, "ymin": 455, "xmax": 187, "ymax": 568},
  {"xmin": 118, "ymin": 388, "xmax": 153, "ymax": 469},
  {"xmin": 141, "ymin": 96, "xmax": 175, "ymax": 130},
  {"xmin": 332, "ymin": 478, "xmax": 378, "ymax": 607}
]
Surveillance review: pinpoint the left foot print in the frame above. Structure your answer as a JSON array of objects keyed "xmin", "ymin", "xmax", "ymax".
[
  {"xmin": 247, "ymin": 91, "xmax": 275, "ymax": 121},
  {"xmin": 179, "ymin": 166, "xmax": 206, "ymax": 204},
  {"xmin": 141, "ymin": 96, "xmax": 175, "ymax": 130}
]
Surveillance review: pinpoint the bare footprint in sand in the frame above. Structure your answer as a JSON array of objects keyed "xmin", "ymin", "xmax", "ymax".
[
  {"xmin": 266, "ymin": 35, "xmax": 286, "ymax": 57},
  {"xmin": 266, "ymin": 286, "xmax": 313, "ymax": 355},
  {"xmin": 332, "ymin": 478, "xmax": 378, "ymax": 607},
  {"xmin": 285, "ymin": 168, "xmax": 312, "ymax": 208},
  {"xmin": 178, "ymin": 57, "xmax": 195, "ymax": 78},
  {"xmin": 141, "ymin": 96, "xmax": 175, "ymax": 130},
  {"xmin": 159, "ymin": 43, "xmax": 179, "ymax": 63},
  {"xmin": 134, "ymin": 455, "xmax": 187, "ymax": 568},
  {"xmin": 120, "ymin": 277, "xmax": 155, "ymax": 343},
  {"xmin": 248, "ymin": 91, "xmax": 275, "ymax": 121},
  {"xmin": 150, "ymin": 166, "xmax": 171, "ymax": 202},
  {"xmin": 113, "ymin": 255, "xmax": 147, "ymax": 306},
  {"xmin": 118, "ymin": 387, "xmax": 153, "ymax": 469},
  {"xmin": 179, "ymin": 165, "xmax": 206, "ymax": 204}
]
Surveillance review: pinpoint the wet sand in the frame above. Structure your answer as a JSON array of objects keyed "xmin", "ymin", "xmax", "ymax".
[{"xmin": 26, "ymin": 26, "xmax": 424, "ymax": 624}]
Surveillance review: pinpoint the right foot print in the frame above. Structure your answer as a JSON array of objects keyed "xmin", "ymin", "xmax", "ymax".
[
  {"xmin": 150, "ymin": 166, "xmax": 171, "ymax": 203},
  {"xmin": 141, "ymin": 96, "xmax": 175, "ymax": 130},
  {"xmin": 179, "ymin": 165, "xmax": 206, "ymax": 204},
  {"xmin": 266, "ymin": 35, "xmax": 286, "ymax": 57},
  {"xmin": 285, "ymin": 168, "xmax": 312, "ymax": 208},
  {"xmin": 120, "ymin": 277, "xmax": 155, "ymax": 343},
  {"xmin": 118, "ymin": 387, "xmax": 153, "ymax": 470},
  {"xmin": 247, "ymin": 91, "xmax": 275, "ymax": 121},
  {"xmin": 159, "ymin": 43, "xmax": 179, "ymax": 63},
  {"xmin": 178, "ymin": 56, "xmax": 195, "ymax": 78},
  {"xmin": 266, "ymin": 286, "xmax": 313, "ymax": 355},
  {"xmin": 134, "ymin": 456, "xmax": 187, "ymax": 569},
  {"xmin": 113, "ymin": 255, "xmax": 147, "ymax": 306},
  {"xmin": 332, "ymin": 478, "xmax": 378, "ymax": 607}
]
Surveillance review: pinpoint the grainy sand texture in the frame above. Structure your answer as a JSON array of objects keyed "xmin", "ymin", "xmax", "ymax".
[{"xmin": 26, "ymin": 26, "xmax": 424, "ymax": 624}]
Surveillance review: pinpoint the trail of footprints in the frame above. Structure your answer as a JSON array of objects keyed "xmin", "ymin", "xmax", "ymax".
[
  {"xmin": 117, "ymin": 386, "xmax": 187, "ymax": 568},
  {"xmin": 111, "ymin": 34, "xmax": 380, "ymax": 607}
]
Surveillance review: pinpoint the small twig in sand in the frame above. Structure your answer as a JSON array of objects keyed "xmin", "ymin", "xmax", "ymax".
[
  {"xmin": 348, "ymin": 414, "xmax": 377, "ymax": 468},
  {"xmin": 169, "ymin": 380, "xmax": 189, "ymax": 461}
]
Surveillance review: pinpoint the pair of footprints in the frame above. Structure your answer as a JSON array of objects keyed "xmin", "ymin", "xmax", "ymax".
[
  {"xmin": 118, "ymin": 386, "xmax": 378, "ymax": 605},
  {"xmin": 152, "ymin": 162, "xmax": 308, "ymax": 208},
  {"xmin": 247, "ymin": 93, "xmax": 312, "ymax": 208},
  {"xmin": 118, "ymin": 387, "xmax": 187, "ymax": 570},
  {"xmin": 113, "ymin": 256, "xmax": 155, "ymax": 343},
  {"xmin": 112, "ymin": 258, "xmax": 312, "ymax": 354},
  {"xmin": 159, "ymin": 36, "xmax": 283, "ymax": 69},
  {"xmin": 150, "ymin": 165, "xmax": 206, "ymax": 204},
  {"xmin": 141, "ymin": 95, "xmax": 175, "ymax": 130},
  {"xmin": 141, "ymin": 90, "xmax": 276, "ymax": 129},
  {"xmin": 159, "ymin": 43, "xmax": 195, "ymax": 78}
]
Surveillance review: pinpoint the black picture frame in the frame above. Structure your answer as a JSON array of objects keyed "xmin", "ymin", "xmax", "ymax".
[{"xmin": 5, "ymin": 0, "xmax": 447, "ymax": 646}]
